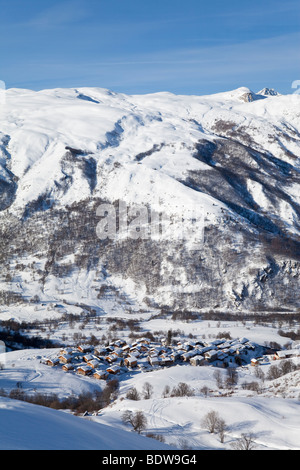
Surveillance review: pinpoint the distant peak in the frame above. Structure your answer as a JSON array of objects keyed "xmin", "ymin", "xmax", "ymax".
[{"xmin": 257, "ymin": 88, "xmax": 280, "ymax": 97}]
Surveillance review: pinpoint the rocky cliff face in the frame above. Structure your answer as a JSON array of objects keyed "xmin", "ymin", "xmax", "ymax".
[{"xmin": 0, "ymin": 86, "xmax": 299, "ymax": 318}]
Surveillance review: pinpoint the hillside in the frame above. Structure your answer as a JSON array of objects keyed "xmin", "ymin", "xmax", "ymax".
[
  {"xmin": 0, "ymin": 396, "xmax": 171, "ymax": 450},
  {"xmin": 0, "ymin": 85, "xmax": 299, "ymax": 450},
  {"xmin": 0, "ymin": 86, "xmax": 299, "ymax": 316}
]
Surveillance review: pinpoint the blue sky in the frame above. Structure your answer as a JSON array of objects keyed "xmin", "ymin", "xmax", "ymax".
[{"xmin": 0, "ymin": 0, "xmax": 299, "ymax": 95}]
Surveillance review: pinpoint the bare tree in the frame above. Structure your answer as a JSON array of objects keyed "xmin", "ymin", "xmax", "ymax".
[
  {"xmin": 126, "ymin": 386, "xmax": 140, "ymax": 401},
  {"xmin": 162, "ymin": 385, "xmax": 170, "ymax": 398},
  {"xmin": 226, "ymin": 367, "xmax": 238, "ymax": 388},
  {"xmin": 216, "ymin": 418, "xmax": 227, "ymax": 443},
  {"xmin": 201, "ymin": 410, "xmax": 221, "ymax": 433},
  {"xmin": 213, "ymin": 369, "xmax": 223, "ymax": 389},
  {"xmin": 142, "ymin": 382, "xmax": 153, "ymax": 400},
  {"xmin": 122, "ymin": 410, "xmax": 147, "ymax": 434},
  {"xmin": 231, "ymin": 433, "xmax": 256, "ymax": 450}
]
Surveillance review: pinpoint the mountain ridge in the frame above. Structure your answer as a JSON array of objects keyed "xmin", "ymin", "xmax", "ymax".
[{"xmin": 0, "ymin": 86, "xmax": 299, "ymax": 317}]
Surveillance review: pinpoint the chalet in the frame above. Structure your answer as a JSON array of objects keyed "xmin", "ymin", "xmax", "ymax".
[
  {"xmin": 76, "ymin": 365, "xmax": 93, "ymax": 376},
  {"xmin": 58, "ymin": 353, "xmax": 73, "ymax": 364},
  {"xmin": 93, "ymin": 369, "xmax": 109, "ymax": 380},
  {"xmin": 111, "ymin": 339, "xmax": 126, "ymax": 348},
  {"xmin": 129, "ymin": 347, "xmax": 141, "ymax": 357},
  {"xmin": 111, "ymin": 348, "xmax": 124, "ymax": 358},
  {"xmin": 124, "ymin": 356, "xmax": 138, "ymax": 368},
  {"xmin": 122, "ymin": 344, "xmax": 131, "ymax": 354},
  {"xmin": 60, "ymin": 347, "xmax": 74, "ymax": 355},
  {"xmin": 204, "ymin": 349, "xmax": 219, "ymax": 362},
  {"xmin": 94, "ymin": 347, "xmax": 107, "ymax": 357},
  {"xmin": 46, "ymin": 358, "xmax": 59, "ymax": 367},
  {"xmin": 273, "ymin": 349, "xmax": 300, "ymax": 360},
  {"xmin": 148, "ymin": 355, "xmax": 160, "ymax": 366},
  {"xmin": 181, "ymin": 351, "xmax": 195, "ymax": 362},
  {"xmin": 211, "ymin": 339, "xmax": 224, "ymax": 347},
  {"xmin": 83, "ymin": 354, "xmax": 94, "ymax": 363},
  {"xmin": 251, "ymin": 358, "xmax": 259, "ymax": 366},
  {"xmin": 170, "ymin": 351, "xmax": 181, "ymax": 362},
  {"xmin": 106, "ymin": 364, "xmax": 121, "ymax": 375},
  {"xmin": 239, "ymin": 337, "xmax": 249, "ymax": 344},
  {"xmin": 87, "ymin": 359, "xmax": 101, "ymax": 369},
  {"xmin": 62, "ymin": 363, "xmax": 74, "ymax": 372},
  {"xmin": 160, "ymin": 355, "xmax": 173, "ymax": 366},
  {"xmin": 190, "ymin": 355, "xmax": 205, "ymax": 366},
  {"xmin": 138, "ymin": 337, "xmax": 150, "ymax": 345},
  {"xmin": 138, "ymin": 344, "xmax": 149, "ymax": 353},
  {"xmin": 105, "ymin": 354, "xmax": 117, "ymax": 364},
  {"xmin": 77, "ymin": 345, "xmax": 93, "ymax": 354}
]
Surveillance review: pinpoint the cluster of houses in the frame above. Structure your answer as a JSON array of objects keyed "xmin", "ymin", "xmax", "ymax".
[{"xmin": 42, "ymin": 335, "xmax": 268, "ymax": 380}]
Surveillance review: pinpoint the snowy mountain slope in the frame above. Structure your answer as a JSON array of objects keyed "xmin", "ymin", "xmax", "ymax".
[
  {"xmin": 0, "ymin": 86, "xmax": 299, "ymax": 315},
  {"xmin": 1, "ymin": 346, "xmax": 299, "ymax": 450},
  {"xmin": 0, "ymin": 396, "xmax": 171, "ymax": 450}
]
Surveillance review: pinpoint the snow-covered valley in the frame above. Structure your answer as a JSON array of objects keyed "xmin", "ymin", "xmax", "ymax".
[{"xmin": 0, "ymin": 85, "xmax": 299, "ymax": 450}]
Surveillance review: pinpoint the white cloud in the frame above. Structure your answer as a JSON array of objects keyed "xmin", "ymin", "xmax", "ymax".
[{"xmin": 29, "ymin": 0, "xmax": 90, "ymax": 28}]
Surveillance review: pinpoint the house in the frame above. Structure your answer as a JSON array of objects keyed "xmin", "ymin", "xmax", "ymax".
[
  {"xmin": 77, "ymin": 345, "xmax": 93, "ymax": 354},
  {"xmin": 106, "ymin": 364, "xmax": 121, "ymax": 375},
  {"xmin": 138, "ymin": 337, "xmax": 150, "ymax": 345},
  {"xmin": 105, "ymin": 354, "xmax": 117, "ymax": 363},
  {"xmin": 190, "ymin": 355, "xmax": 205, "ymax": 366},
  {"xmin": 160, "ymin": 355, "xmax": 173, "ymax": 366},
  {"xmin": 93, "ymin": 369, "xmax": 109, "ymax": 380},
  {"xmin": 46, "ymin": 358, "xmax": 59, "ymax": 367},
  {"xmin": 170, "ymin": 351, "xmax": 181, "ymax": 362},
  {"xmin": 83, "ymin": 354, "xmax": 94, "ymax": 363},
  {"xmin": 181, "ymin": 351, "xmax": 195, "ymax": 362},
  {"xmin": 111, "ymin": 348, "xmax": 124, "ymax": 358},
  {"xmin": 273, "ymin": 349, "xmax": 300, "ymax": 360},
  {"xmin": 62, "ymin": 363, "xmax": 74, "ymax": 372},
  {"xmin": 76, "ymin": 365, "xmax": 93, "ymax": 376},
  {"xmin": 58, "ymin": 353, "xmax": 73, "ymax": 364},
  {"xmin": 124, "ymin": 356, "xmax": 138, "ymax": 368},
  {"xmin": 60, "ymin": 347, "xmax": 74, "ymax": 355},
  {"xmin": 251, "ymin": 358, "xmax": 259, "ymax": 366},
  {"xmin": 87, "ymin": 359, "xmax": 100, "ymax": 369},
  {"xmin": 148, "ymin": 355, "xmax": 160, "ymax": 366},
  {"xmin": 122, "ymin": 344, "xmax": 131, "ymax": 354},
  {"xmin": 94, "ymin": 347, "xmax": 107, "ymax": 357},
  {"xmin": 204, "ymin": 349, "xmax": 219, "ymax": 362}
]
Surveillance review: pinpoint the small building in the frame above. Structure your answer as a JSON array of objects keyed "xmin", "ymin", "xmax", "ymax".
[
  {"xmin": 46, "ymin": 358, "xmax": 59, "ymax": 367},
  {"xmin": 124, "ymin": 356, "xmax": 138, "ymax": 368},
  {"xmin": 58, "ymin": 354, "xmax": 73, "ymax": 364},
  {"xmin": 94, "ymin": 347, "xmax": 107, "ymax": 357},
  {"xmin": 105, "ymin": 354, "xmax": 118, "ymax": 363},
  {"xmin": 148, "ymin": 355, "xmax": 160, "ymax": 366},
  {"xmin": 77, "ymin": 345, "xmax": 93, "ymax": 354},
  {"xmin": 204, "ymin": 349, "xmax": 219, "ymax": 362},
  {"xmin": 190, "ymin": 355, "xmax": 205, "ymax": 366},
  {"xmin": 138, "ymin": 337, "xmax": 151, "ymax": 345},
  {"xmin": 83, "ymin": 354, "xmax": 94, "ymax": 363},
  {"xmin": 160, "ymin": 355, "xmax": 173, "ymax": 366},
  {"xmin": 93, "ymin": 369, "xmax": 109, "ymax": 380},
  {"xmin": 251, "ymin": 358, "xmax": 259, "ymax": 366},
  {"xmin": 106, "ymin": 364, "xmax": 121, "ymax": 375},
  {"xmin": 76, "ymin": 365, "xmax": 93, "ymax": 376},
  {"xmin": 87, "ymin": 359, "xmax": 101, "ymax": 369},
  {"xmin": 273, "ymin": 349, "xmax": 300, "ymax": 360},
  {"xmin": 62, "ymin": 363, "xmax": 74, "ymax": 372}
]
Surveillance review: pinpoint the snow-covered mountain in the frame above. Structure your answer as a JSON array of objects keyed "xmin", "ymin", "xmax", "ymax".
[{"xmin": 0, "ymin": 86, "xmax": 299, "ymax": 316}]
